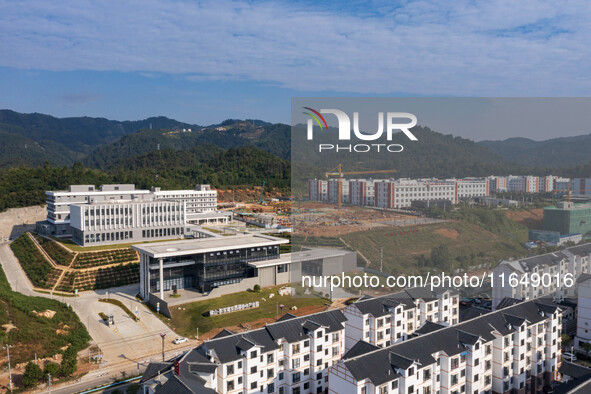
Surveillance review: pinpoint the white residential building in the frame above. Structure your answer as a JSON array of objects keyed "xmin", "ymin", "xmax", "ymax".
[
  {"xmin": 373, "ymin": 178, "xmax": 457, "ymax": 209},
  {"xmin": 330, "ymin": 300, "xmax": 562, "ymax": 394},
  {"xmin": 142, "ymin": 309, "xmax": 347, "ymax": 394},
  {"xmin": 492, "ymin": 244, "xmax": 591, "ymax": 308},
  {"xmin": 572, "ymin": 178, "xmax": 591, "ymax": 197},
  {"xmin": 327, "ymin": 179, "xmax": 350, "ymax": 204},
  {"xmin": 308, "ymin": 179, "xmax": 328, "ymax": 202},
  {"xmin": 344, "ymin": 287, "xmax": 459, "ymax": 351},
  {"xmin": 455, "ymin": 177, "xmax": 489, "ymax": 199},
  {"xmin": 349, "ymin": 180, "xmax": 375, "ymax": 207}
]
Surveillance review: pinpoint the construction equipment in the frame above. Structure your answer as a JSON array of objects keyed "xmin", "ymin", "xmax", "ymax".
[
  {"xmin": 325, "ymin": 164, "xmax": 397, "ymax": 210},
  {"xmin": 259, "ymin": 180, "xmax": 266, "ymax": 203}
]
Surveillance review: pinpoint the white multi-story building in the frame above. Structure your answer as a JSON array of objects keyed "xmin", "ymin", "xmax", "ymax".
[
  {"xmin": 539, "ymin": 176, "xmax": 556, "ymax": 193},
  {"xmin": 554, "ymin": 177, "xmax": 571, "ymax": 192},
  {"xmin": 327, "ymin": 179, "xmax": 350, "ymax": 204},
  {"xmin": 373, "ymin": 178, "xmax": 457, "ymax": 209},
  {"xmin": 507, "ymin": 175, "xmax": 540, "ymax": 193},
  {"xmin": 575, "ymin": 277, "xmax": 591, "ymax": 352},
  {"xmin": 492, "ymin": 243, "xmax": 591, "ymax": 308},
  {"xmin": 488, "ymin": 176, "xmax": 508, "ymax": 192},
  {"xmin": 330, "ymin": 300, "xmax": 562, "ymax": 394},
  {"xmin": 455, "ymin": 177, "xmax": 489, "ymax": 199},
  {"xmin": 308, "ymin": 179, "xmax": 328, "ymax": 202},
  {"xmin": 349, "ymin": 180, "xmax": 375, "ymax": 207},
  {"xmin": 572, "ymin": 178, "xmax": 591, "ymax": 197},
  {"xmin": 70, "ymin": 199, "xmax": 186, "ymax": 246},
  {"xmin": 45, "ymin": 184, "xmax": 150, "ymax": 235},
  {"xmin": 141, "ymin": 309, "xmax": 347, "ymax": 394},
  {"xmin": 40, "ymin": 183, "xmax": 222, "ymax": 237},
  {"xmin": 344, "ymin": 287, "xmax": 459, "ymax": 351}
]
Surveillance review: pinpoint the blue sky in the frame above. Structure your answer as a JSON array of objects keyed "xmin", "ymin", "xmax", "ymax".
[{"xmin": 1, "ymin": 0, "xmax": 590, "ymax": 138}]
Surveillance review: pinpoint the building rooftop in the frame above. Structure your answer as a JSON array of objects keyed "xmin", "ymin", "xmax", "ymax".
[
  {"xmin": 342, "ymin": 299, "xmax": 558, "ymax": 386},
  {"xmin": 131, "ymin": 234, "xmax": 288, "ymax": 258},
  {"xmin": 195, "ymin": 309, "xmax": 345, "ymax": 364}
]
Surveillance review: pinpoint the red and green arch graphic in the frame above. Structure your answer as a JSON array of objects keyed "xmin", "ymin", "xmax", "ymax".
[{"xmin": 302, "ymin": 107, "xmax": 328, "ymax": 130}]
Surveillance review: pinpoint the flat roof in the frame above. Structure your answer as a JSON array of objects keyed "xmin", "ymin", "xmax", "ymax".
[
  {"xmin": 131, "ymin": 234, "xmax": 288, "ymax": 258},
  {"xmin": 247, "ymin": 248, "xmax": 352, "ymax": 268}
]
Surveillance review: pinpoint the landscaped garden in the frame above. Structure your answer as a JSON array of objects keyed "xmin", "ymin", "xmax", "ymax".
[{"xmin": 10, "ymin": 234, "xmax": 62, "ymax": 288}]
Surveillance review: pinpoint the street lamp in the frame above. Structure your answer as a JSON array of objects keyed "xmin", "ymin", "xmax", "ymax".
[
  {"xmin": 160, "ymin": 333, "xmax": 167, "ymax": 362},
  {"xmin": 4, "ymin": 345, "xmax": 12, "ymax": 391}
]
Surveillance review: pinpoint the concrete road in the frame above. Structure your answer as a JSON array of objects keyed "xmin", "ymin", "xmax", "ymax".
[{"xmin": 0, "ymin": 240, "xmax": 197, "ymax": 392}]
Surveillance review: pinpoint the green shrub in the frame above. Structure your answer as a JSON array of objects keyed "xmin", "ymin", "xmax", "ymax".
[
  {"xmin": 23, "ymin": 362, "xmax": 44, "ymax": 387},
  {"xmin": 44, "ymin": 362, "xmax": 60, "ymax": 377}
]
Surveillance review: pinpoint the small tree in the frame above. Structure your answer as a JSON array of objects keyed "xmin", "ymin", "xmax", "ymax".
[
  {"xmin": 23, "ymin": 362, "xmax": 44, "ymax": 388},
  {"xmin": 582, "ymin": 342, "xmax": 591, "ymax": 353},
  {"xmin": 253, "ymin": 284, "xmax": 261, "ymax": 292},
  {"xmin": 44, "ymin": 362, "xmax": 60, "ymax": 377}
]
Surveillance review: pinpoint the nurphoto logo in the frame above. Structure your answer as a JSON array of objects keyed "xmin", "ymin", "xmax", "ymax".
[{"xmin": 303, "ymin": 107, "xmax": 418, "ymax": 153}]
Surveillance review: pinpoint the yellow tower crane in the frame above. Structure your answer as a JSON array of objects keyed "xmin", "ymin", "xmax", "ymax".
[{"xmin": 325, "ymin": 164, "xmax": 397, "ymax": 210}]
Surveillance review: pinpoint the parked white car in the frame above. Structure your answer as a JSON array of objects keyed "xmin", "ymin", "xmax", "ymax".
[
  {"xmin": 173, "ymin": 337, "xmax": 188, "ymax": 345},
  {"xmin": 563, "ymin": 352, "xmax": 577, "ymax": 361}
]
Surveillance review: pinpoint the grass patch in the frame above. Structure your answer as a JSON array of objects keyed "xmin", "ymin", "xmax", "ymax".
[
  {"xmin": 10, "ymin": 234, "xmax": 61, "ymax": 288},
  {"xmin": 164, "ymin": 286, "xmax": 329, "ymax": 338},
  {"xmin": 339, "ymin": 220, "xmax": 528, "ymax": 275},
  {"xmin": 0, "ymin": 264, "xmax": 90, "ymax": 367},
  {"xmin": 33, "ymin": 234, "xmax": 75, "ymax": 266},
  {"xmin": 99, "ymin": 298, "xmax": 138, "ymax": 321}
]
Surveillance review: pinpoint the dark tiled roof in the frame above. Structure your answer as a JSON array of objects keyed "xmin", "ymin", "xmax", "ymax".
[
  {"xmin": 576, "ymin": 273, "xmax": 591, "ymax": 284},
  {"xmin": 343, "ymin": 341, "xmax": 380, "ymax": 360},
  {"xmin": 414, "ymin": 321, "xmax": 446, "ymax": 335},
  {"xmin": 213, "ymin": 329, "xmax": 235, "ymax": 339},
  {"xmin": 140, "ymin": 362, "xmax": 172, "ymax": 383},
  {"xmin": 198, "ymin": 309, "xmax": 346, "ymax": 363},
  {"xmin": 352, "ymin": 287, "xmax": 458, "ymax": 318},
  {"xmin": 459, "ymin": 306, "xmax": 491, "ymax": 322},
  {"xmin": 276, "ymin": 313, "xmax": 298, "ymax": 322},
  {"xmin": 559, "ymin": 361, "xmax": 591, "ymax": 379},
  {"xmin": 343, "ymin": 300, "xmax": 556, "ymax": 386},
  {"xmin": 496, "ymin": 297, "xmax": 523, "ymax": 309}
]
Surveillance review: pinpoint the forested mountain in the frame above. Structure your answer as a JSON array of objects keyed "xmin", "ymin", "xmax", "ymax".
[
  {"xmin": 0, "ymin": 146, "xmax": 289, "ymax": 212},
  {"xmin": 84, "ymin": 120, "xmax": 290, "ymax": 167},
  {"xmin": 479, "ymin": 134, "xmax": 591, "ymax": 168}
]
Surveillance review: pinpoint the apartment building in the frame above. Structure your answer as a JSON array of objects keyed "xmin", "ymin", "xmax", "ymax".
[
  {"xmin": 554, "ymin": 178, "xmax": 571, "ymax": 192},
  {"xmin": 141, "ymin": 309, "xmax": 347, "ymax": 394},
  {"xmin": 572, "ymin": 178, "xmax": 591, "ymax": 197},
  {"xmin": 455, "ymin": 177, "xmax": 489, "ymax": 199},
  {"xmin": 350, "ymin": 180, "xmax": 375, "ymax": 207},
  {"xmin": 488, "ymin": 176, "xmax": 508, "ymax": 192},
  {"xmin": 70, "ymin": 199, "xmax": 186, "ymax": 246},
  {"xmin": 330, "ymin": 299, "xmax": 562, "ymax": 394},
  {"xmin": 373, "ymin": 179, "xmax": 457, "ymax": 209},
  {"xmin": 327, "ymin": 179, "xmax": 350, "ymax": 204},
  {"xmin": 343, "ymin": 287, "xmax": 459, "ymax": 351},
  {"xmin": 492, "ymin": 243, "xmax": 591, "ymax": 308},
  {"xmin": 309, "ymin": 179, "xmax": 328, "ymax": 202}
]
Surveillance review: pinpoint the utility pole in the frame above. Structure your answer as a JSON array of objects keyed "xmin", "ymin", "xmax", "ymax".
[
  {"xmin": 160, "ymin": 333, "xmax": 167, "ymax": 362},
  {"xmin": 47, "ymin": 373, "xmax": 52, "ymax": 393},
  {"xmin": 380, "ymin": 246, "xmax": 383, "ymax": 272},
  {"xmin": 4, "ymin": 345, "xmax": 12, "ymax": 391}
]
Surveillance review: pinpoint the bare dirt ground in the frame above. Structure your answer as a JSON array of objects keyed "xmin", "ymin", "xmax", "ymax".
[
  {"xmin": 293, "ymin": 202, "xmax": 420, "ymax": 237},
  {"xmin": 434, "ymin": 228, "xmax": 460, "ymax": 239},
  {"xmin": 506, "ymin": 208, "xmax": 544, "ymax": 229}
]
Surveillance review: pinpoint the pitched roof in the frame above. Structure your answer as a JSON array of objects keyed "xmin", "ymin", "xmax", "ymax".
[
  {"xmin": 212, "ymin": 329, "xmax": 235, "ymax": 339},
  {"xmin": 140, "ymin": 362, "xmax": 172, "ymax": 383},
  {"xmin": 342, "ymin": 300, "xmax": 557, "ymax": 386},
  {"xmin": 414, "ymin": 321, "xmax": 446, "ymax": 335},
  {"xmin": 198, "ymin": 309, "xmax": 346, "ymax": 364},
  {"xmin": 343, "ymin": 341, "xmax": 380, "ymax": 360},
  {"xmin": 559, "ymin": 361, "xmax": 591, "ymax": 379}
]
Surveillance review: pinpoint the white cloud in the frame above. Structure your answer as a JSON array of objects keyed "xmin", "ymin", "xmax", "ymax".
[{"xmin": 1, "ymin": 0, "xmax": 590, "ymax": 95}]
